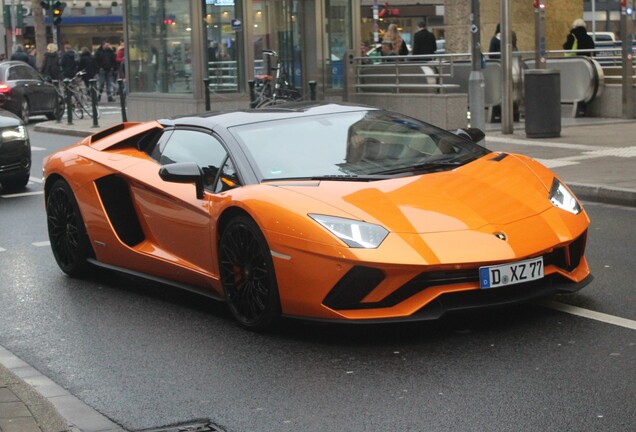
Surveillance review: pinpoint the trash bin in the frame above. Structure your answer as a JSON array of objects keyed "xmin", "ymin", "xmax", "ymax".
[{"xmin": 524, "ymin": 69, "xmax": 561, "ymax": 138}]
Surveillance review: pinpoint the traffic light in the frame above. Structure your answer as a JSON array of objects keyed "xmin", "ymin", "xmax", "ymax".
[
  {"xmin": 52, "ymin": 1, "xmax": 65, "ymax": 25},
  {"xmin": 2, "ymin": 5, "xmax": 10, "ymax": 28},
  {"xmin": 16, "ymin": 4, "xmax": 23, "ymax": 28},
  {"xmin": 40, "ymin": 0, "xmax": 51, "ymax": 10}
]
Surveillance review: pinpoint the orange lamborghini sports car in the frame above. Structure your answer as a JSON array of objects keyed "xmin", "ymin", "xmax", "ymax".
[{"xmin": 43, "ymin": 103, "xmax": 593, "ymax": 329}]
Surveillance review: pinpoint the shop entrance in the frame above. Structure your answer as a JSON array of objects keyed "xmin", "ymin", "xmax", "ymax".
[{"xmin": 252, "ymin": 0, "xmax": 302, "ymax": 90}]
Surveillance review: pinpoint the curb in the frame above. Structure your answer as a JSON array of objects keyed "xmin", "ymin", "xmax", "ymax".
[
  {"xmin": 569, "ymin": 183, "xmax": 636, "ymax": 208},
  {"xmin": 0, "ymin": 346, "xmax": 126, "ymax": 432}
]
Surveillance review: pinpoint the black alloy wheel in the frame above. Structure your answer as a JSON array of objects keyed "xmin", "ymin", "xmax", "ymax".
[
  {"xmin": 46, "ymin": 179, "xmax": 93, "ymax": 276},
  {"xmin": 219, "ymin": 215, "xmax": 281, "ymax": 330}
]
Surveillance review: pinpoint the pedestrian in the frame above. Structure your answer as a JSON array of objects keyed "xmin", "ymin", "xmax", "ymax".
[
  {"xmin": 563, "ymin": 18, "xmax": 595, "ymax": 57},
  {"xmin": 60, "ymin": 44, "xmax": 78, "ymax": 79},
  {"xmin": 411, "ymin": 20, "xmax": 436, "ymax": 57},
  {"xmin": 27, "ymin": 48, "xmax": 37, "ymax": 69},
  {"xmin": 95, "ymin": 41, "xmax": 116, "ymax": 102},
  {"xmin": 384, "ymin": 23, "xmax": 408, "ymax": 57},
  {"xmin": 380, "ymin": 39, "xmax": 398, "ymax": 61},
  {"xmin": 78, "ymin": 46, "xmax": 97, "ymax": 89},
  {"xmin": 115, "ymin": 39, "xmax": 125, "ymax": 80},
  {"xmin": 41, "ymin": 43, "xmax": 62, "ymax": 82},
  {"xmin": 489, "ymin": 24, "xmax": 501, "ymax": 59},
  {"xmin": 488, "ymin": 23, "xmax": 518, "ymax": 59},
  {"xmin": 10, "ymin": 44, "xmax": 30, "ymax": 64}
]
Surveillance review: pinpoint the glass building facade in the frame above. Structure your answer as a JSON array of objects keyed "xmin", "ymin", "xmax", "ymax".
[{"xmin": 123, "ymin": 0, "xmax": 360, "ymax": 120}]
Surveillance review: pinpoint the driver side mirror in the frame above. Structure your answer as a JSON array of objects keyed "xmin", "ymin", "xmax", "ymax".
[
  {"xmin": 455, "ymin": 127, "xmax": 485, "ymax": 143},
  {"xmin": 159, "ymin": 162, "xmax": 205, "ymax": 199}
]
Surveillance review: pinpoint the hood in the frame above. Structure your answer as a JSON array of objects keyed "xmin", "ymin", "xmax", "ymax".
[{"xmin": 275, "ymin": 154, "xmax": 553, "ymax": 234}]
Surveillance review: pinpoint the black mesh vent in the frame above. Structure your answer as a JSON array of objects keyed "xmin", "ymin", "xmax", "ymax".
[
  {"xmin": 95, "ymin": 175, "xmax": 145, "ymax": 247},
  {"xmin": 544, "ymin": 230, "xmax": 587, "ymax": 272},
  {"xmin": 323, "ymin": 266, "xmax": 385, "ymax": 310}
]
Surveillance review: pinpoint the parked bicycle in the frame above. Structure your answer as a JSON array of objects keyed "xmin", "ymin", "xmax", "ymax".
[
  {"xmin": 54, "ymin": 71, "xmax": 101, "ymax": 120},
  {"xmin": 253, "ymin": 49, "xmax": 302, "ymax": 108}
]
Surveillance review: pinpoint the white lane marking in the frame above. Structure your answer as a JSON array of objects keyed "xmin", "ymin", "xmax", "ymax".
[
  {"xmin": 29, "ymin": 176, "xmax": 43, "ymax": 184},
  {"xmin": 540, "ymin": 300, "xmax": 636, "ymax": 331},
  {"xmin": 31, "ymin": 146, "xmax": 46, "ymax": 152},
  {"xmin": 0, "ymin": 191, "xmax": 44, "ymax": 198},
  {"xmin": 0, "ymin": 247, "xmax": 5, "ymax": 252},
  {"xmin": 32, "ymin": 241, "xmax": 50, "ymax": 247}
]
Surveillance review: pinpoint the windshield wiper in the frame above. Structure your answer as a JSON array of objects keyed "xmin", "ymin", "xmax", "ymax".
[{"xmin": 373, "ymin": 161, "xmax": 463, "ymax": 175}]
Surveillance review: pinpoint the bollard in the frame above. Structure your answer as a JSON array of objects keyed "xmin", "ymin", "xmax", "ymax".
[
  {"xmin": 203, "ymin": 78, "xmax": 211, "ymax": 111},
  {"xmin": 53, "ymin": 80, "xmax": 62, "ymax": 123},
  {"xmin": 248, "ymin": 80, "xmax": 256, "ymax": 108},
  {"xmin": 64, "ymin": 78, "xmax": 73, "ymax": 125},
  {"xmin": 309, "ymin": 80, "xmax": 317, "ymax": 101},
  {"xmin": 117, "ymin": 79, "xmax": 127, "ymax": 122},
  {"xmin": 89, "ymin": 79, "xmax": 99, "ymax": 128}
]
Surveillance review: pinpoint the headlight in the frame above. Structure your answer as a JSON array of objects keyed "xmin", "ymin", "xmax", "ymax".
[
  {"xmin": 309, "ymin": 214, "xmax": 389, "ymax": 248},
  {"xmin": 549, "ymin": 178, "xmax": 581, "ymax": 214},
  {"xmin": 1, "ymin": 126, "xmax": 27, "ymax": 141}
]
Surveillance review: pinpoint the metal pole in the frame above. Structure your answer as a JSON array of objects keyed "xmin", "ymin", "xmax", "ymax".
[
  {"xmin": 309, "ymin": 80, "xmax": 317, "ymax": 101},
  {"xmin": 469, "ymin": 0, "xmax": 485, "ymax": 131},
  {"xmin": 534, "ymin": 2, "xmax": 546, "ymax": 68},
  {"xmin": 248, "ymin": 80, "xmax": 256, "ymax": 108},
  {"xmin": 64, "ymin": 78, "xmax": 72, "ymax": 125},
  {"xmin": 621, "ymin": 1, "xmax": 634, "ymax": 118},
  {"xmin": 89, "ymin": 78, "xmax": 99, "ymax": 128},
  {"xmin": 117, "ymin": 79, "xmax": 127, "ymax": 122},
  {"xmin": 500, "ymin": 0, "xmax": 513, "ymax": 134},
  {"xmin": 203, "ymin": 78, "xmax": 211, "ymax": 111}
]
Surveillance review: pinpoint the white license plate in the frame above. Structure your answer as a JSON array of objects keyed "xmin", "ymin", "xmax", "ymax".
[{"xmin": 479, "ymin": 257, "xmax": 544, "ymax": 289}]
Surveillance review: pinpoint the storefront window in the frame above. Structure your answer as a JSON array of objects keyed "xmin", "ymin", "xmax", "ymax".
[
  {"xmin": 326, "ymin": 0, "xmax": 351, "ymax": 89},
  {"xmin": 253, "ymin": 0, "xmax": 302, "ymax": 89},
  {"xmin": 205, "ymin": 0, "xmax": 241, "ymax": 93},
  {"xmin": 126, "ymin": 0, "xmax": 193, "ymax": 94}
]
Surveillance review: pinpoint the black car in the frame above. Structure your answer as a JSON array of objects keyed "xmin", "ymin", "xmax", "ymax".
[
  {"xmin": 0, "ymin": 108, "xmax": 31, "ymax": 191},
  {"xmin": 0, "ymin": 60, "xmax": 62, "ymax": 123}
]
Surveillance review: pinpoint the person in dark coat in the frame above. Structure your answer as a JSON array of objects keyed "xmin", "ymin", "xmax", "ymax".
[
  {"xmin": 94, "ymin": 41, "xmax": 117, "ymax": 102},
  {"xmin": 10, "ymin": 44, "xmax": 30, "ymax": 64},
  {"xmin": 78, "ymin": 47, "xmax": 97, "ymax": 89},
  {"xmin": 563, "ymin": 18, "xmax": 595, "ymax": 56},
  {"xmin": 41, "ymin": 43, "xmax": 62, "ymax": 81},
  {"xmin": 60, "ymin": 44, "xmax": 78, "ymax": 79},
  {"xmin": 411, "ymin": 21, "xmax": 436, "ymax": 57}
]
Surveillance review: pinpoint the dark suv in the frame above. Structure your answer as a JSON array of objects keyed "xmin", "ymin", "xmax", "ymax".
[{"xmin": 0, "ymin": 61, "xmax": 62, "ymax": 123}]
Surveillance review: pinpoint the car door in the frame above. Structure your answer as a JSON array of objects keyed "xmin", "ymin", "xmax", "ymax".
[
  {"xmin": 6, "ymin": 65, "xmax": 28, "ymax": 110},
  {"xmin": 22, "ymin": 66, "xmax": 55, "ymax": 113},
  {"xmin": 123, "ymin": 127, "xmax": 232, "ymax": 278}
]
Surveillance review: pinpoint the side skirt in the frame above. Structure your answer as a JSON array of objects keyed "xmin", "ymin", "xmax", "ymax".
[{"xmin": 87, "ymin": 258, "xmax": 225, "ymax": 302}]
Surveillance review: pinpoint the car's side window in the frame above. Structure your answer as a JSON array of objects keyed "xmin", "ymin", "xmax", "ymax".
[
  {"xmin": 215, "ymin": 157, "xmax": 240, "ymax": 193},
  {"xmin": 7, "ymin": 67, "xmax": 20, "ymax": 81},
  {"xmin": 152, "ymin": 129, "xmax": 239, "ymax": 192}
]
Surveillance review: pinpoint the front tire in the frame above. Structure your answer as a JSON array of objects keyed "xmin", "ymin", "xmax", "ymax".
[
  {"xmin": 46, "ymin": 179, "xmax": 93, "ymax": 276},
  {"xmin": 219, "ymin": 215, "xmax": 281, "ymax": 330},
  {"xmin": 1, "ymin": 173, "xmax": 29, "ymax": 191}
]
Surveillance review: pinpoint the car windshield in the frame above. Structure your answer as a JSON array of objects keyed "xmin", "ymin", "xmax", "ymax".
[{"xmin": 230, "ymin": 110, "xmax": 490, "ymax": 181}]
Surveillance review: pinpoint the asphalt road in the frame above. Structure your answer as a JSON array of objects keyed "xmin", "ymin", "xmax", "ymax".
[{"xmin": 0, "ymin": 127, "xmax": 634, "ymax": 432}]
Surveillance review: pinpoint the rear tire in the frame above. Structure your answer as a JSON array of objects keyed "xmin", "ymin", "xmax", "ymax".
[{"xmin": 46, "ymin": 179, "xmax": 93, "ymax": 276}]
